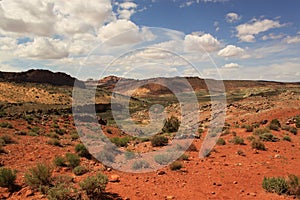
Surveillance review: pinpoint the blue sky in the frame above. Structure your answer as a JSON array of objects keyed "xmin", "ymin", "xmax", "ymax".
[{"xmin": 0, "ymin": 0, "xmax": 299, "ymax": 81}]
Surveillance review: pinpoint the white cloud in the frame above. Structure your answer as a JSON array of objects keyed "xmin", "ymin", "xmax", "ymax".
[
  {"xmin": 236, "ymin": 19, "xmax": 284, "ymax": 42},
  {"xmin": 184, "ymin": 33, "xmax": 221, "ymax": 52},
  {"xmin": 261, "ymin": 33, "xmax": 285, "ymax": 41},
  {"xmin": 0, "ymin": 37, "xmax": 17, "ymax": 50},
  {"xmin": 16, "ymin": 37, "xmax": 69, "ymax": 59},
  {"xmin": 119, "ymin": 2, "xmax": 137, "ymax": 10},
  {"xmin": 285, "ymin": 35, "xmax": 300, "ymax": 44},
  {"xmin": 222, "ymin": 63, "xmax": 241, "ymax": 68},
  {"xmin": 226, "ymin": 12, "xmax": 241, "ymax": 23},
  {"xmin": 98, "ymin": 20, "xmax": 154, "ymax": 46},
  {"xmin": 116, "ymin": 1, "xmax": 138, "ymax": 20},
  {"xmin": 218, "ymin": 45, "xmax": 246, "ymax": 58}
]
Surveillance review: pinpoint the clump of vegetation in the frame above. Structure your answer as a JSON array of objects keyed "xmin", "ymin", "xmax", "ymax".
[
  {"xmin": 230, "ymin": 136, "xmax": 245, "ymax": 145},
  {"xmin": 55, "ymin": 128, "xmax": 66, "ymax": 135},
  {"xmin": 124, "ymin": 151, "xmax": 135, "ymax": 160},
  {"xmin": 47, "ymin": 139, "xmax": 62, "ymax": 147},
  {"xmin": 65, "ymin": 153, "xmax": 80, "ymax": 168},
  {"xmin": 47, "ymin": 183, "xmax": 77, "ymax": 200},
  {"xmin": 131, "ymin": 160, "xmax": 150, "ymax": 170},
  {"xmin": 251, "ymin": 139, "xmax": 266, "ymax": 150},
  {"xmin": 53, "ymin": 156, "xmax": 66, "ymax": 167},
  {"xmin": 46, "ymin": 132, "xmax": 60, "ymax": 139},
  {"xmin": 283, "ymin": 135, "xmax": 291, "ymax": 142},
  {"xmin": 70, "ymin": 132, "xmax": 79, "ymax": 141},
  {"xmin": 162, "ymin": 116, "xmax": 180, "ymax": 133},
  {"xmin": 79, "ymin": 173, "xmax": 108, "ymax": 199},
  {"xmin": 282, "ymin": 126, "xmax": 298, "ymax": 135},
  {"xmin": 262, "ymin": 174, "xmax": 300, "ymax": 198},
  {"xmin": 242, "ymin": 124, "xmax": 253, "ymax": 132},
  {"xmin": 73, "ymin": 166, "xmax": 88, "ymax": 176},
  {"xmin": 25, "ymin": 163, "xmax": 53, "ymax": 193},
  {"xmin": 178, "ymin": 154, "xmax": 189, "ymax": 161},
  {"xmin": 75, "ymin": 144, "xmax": 91, "ymax": 159},
  {"xmin": 262, "ymin": 176, "xmax": 288, "ymax": 195},
  {"xmin": 0, "ymin": 122, "xmax": 13, "ymax": 129},
  {"xmin": 0, "ymin": 135, "xmax": 14, "ymax": 145},
  {"xmin": 254, "ymin": 128, "xmax": 270, "ymax": 136},
  {"xmin": 216, "ymin": 138, "xmax": 226, "ymax": 145},
  {"xmin": 0, "ymin": 167, "xmax": 17, "ymax": 191},
  {"xmin": 110, "ymin": 137, "xmax": 131, "ymax": 147},
  {"xmin": 151, "ymin": 135, "xmax": 168, "ymax": 147},
  {"xmin": 259, "ymin": 133, "xmax": 279, "ymax": 142},
  {"xmin": 170, "ymin": 161, "xmax": 183, "ymax": 171},
  {"xmin": 269, "ymin": 119, "xmax": 281, "ymax": 131},
  {"xmin": 295, "ymin": 116, "xmax": 300, "ymax": 128},
  {"xmin": 154, "ymin": 154, "xmax": 174, "ymax": 165}
]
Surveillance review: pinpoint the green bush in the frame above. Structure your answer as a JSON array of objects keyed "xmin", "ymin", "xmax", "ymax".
[
  {"xmin": 254, "ymin": 128, "xmax": 270, "ymax": 136},
  {"xmin": 55, "ymin": 128, "xmax": 66, "ymax": 135},
  {"xmin": 178, "ymin": 154, "xmax": 189, "ymax": 161},
  {"xmin": 283, "ymin": 136, "xmax": 291, "ymax": 142},
  {"xmin": 73, "ymin": 166, "xmax": 88, "ymax": 176},
  {"xmin": 47, "ymin": 139, "xmax": 61, "ymax": 147},
  {"xmin": 80, "ymin": 173, "xmax": 108, "ymax": 198},
  {"xmin": 46, "ymin": 133, "xmax": 60, "ymax": 139},
  {"xmin": 25, "ymin": 163, "xmax": 52, "ymax": 191},
  {"xmin": 286, "ymin": 174, "xmax": 300, "ymax": 197},
  {"xmin": 151, "ymin": 135, "xmax": 168, "ymax": 147},
  {"xmin": 75, "ymin": 144, "xmax": 91, "ymax": 159},
  {"xmin": 269, "ymin": 119, "xmax": 281, "ymax": 131},
  {"xmin": 124, "ymin": 151, "xmax": 135, "ymax": 160},
  {"xmin": 259, "ymin": 133, "xmax": 279, "ymax": 142},
  {"xmin": 243, "ymin": 125, "xmax": 253, "ymax": 132},
  {"xmin": 162, "ymin": 116, "xmax": 180, "ymax": 133},
  {"xmin": 217, "ymin": 138, "xmax": 226, "ymax": 145},
  {"xmin": 131, "ymin": 160, "xmax": 150, "ymax": 170},
  {"xmin": 110, "ymin": 137, "xmax": 130, "ymax": 147},
  {"xmin": 65, "ymin": 153, "xmax": 80, "ymax": 168},
  {"xmin": 70, "ymin": 132, "xmax": 79, "ymax": 141},
  {"xmin": 47, "ymin": 183, "xmax": 75, "ymax": 200},
  {"xmin": 0, "ymin": 167, "xmax": 16, "ymax": 190},
  {"xmin": 53, "ymin": 156, "xmax": 66, "ymax": 167},
  {"xmin": 295, "ymin": 116, "xmax": 300, "ymax": 128},
  {"xmin": 0, "ymin": 122, "xmax": 13, "ymax": 129},
  {"xmin": 0, "ymin": 135, "xmax": 14, "ymax": 145},
  {"xmin": 251, "ymin": 139, "xmax": 266, "ymax": 150},
  {"xmin": 262, "ymin": 176, "xmax": 288, "ymax": 195},
  {"xmin": 154, "ymin": 154, "xmax": 174, "ymax": 165},
  {"xmin": 169, "ymin": 161, "xmax": 183, "ymax": 171},
  {"xmin": 230, "ymin": 136, "xmax": 245, "ymax": 145}
]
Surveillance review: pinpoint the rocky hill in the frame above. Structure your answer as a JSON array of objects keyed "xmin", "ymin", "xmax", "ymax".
[{"xmin": 0, "ymin": 69, "xmax": 85, "ymax": 88}]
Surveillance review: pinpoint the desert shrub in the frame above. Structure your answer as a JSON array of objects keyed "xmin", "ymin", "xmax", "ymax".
[
  {"xmin": 178, "ymin": 154, "xmax": 189, "ymax": 161},
  {"xmin": 187, "ymin": 143, "xmax": 197, "ymax": 152},
  {"xmin": 284, "ymin": 126, "xmax": 298, "ymax": 135},
  {"xmin": 65, "ymin": 153, "xmax": 80, "ymax": 168},
  {"xmin": 124, "ymin": 151, "xmax": 135, "ymax": 160},
  {"xmin": 55, "ymin": 128, "xmax": 66, "ymax": 135},
  {"xmin": 97, "ymin": 146, "xmax": 118, "ymax": 163},
  {"xmin": 151, "ymin": 135, "xmax": 168, "ymax": 147},
  {"xmin": 254, "ymin": 128, "xmax": 270, "ymax": 136},
  {"xmin": 286, "ymin": 174, "xmax": 300, "ymax": 197},
  {"xmin": 154, "ymin": 154, "xmax": 174, "ymax": 165},
  {"xmin": 262, "ymin": 176, "xmax": 288, "ymax": 195},
  {"xmin": 75, "ymin": 144, "xmax": 91, "ymax": 159},
  {"xmin": 70, "ymin": 132, "xmax": 79, "ymax": 141},
  {"xmin": 0, "ymin": 146, "xmax": 6, "ymax": 154},
  {"xmin": 230, "ymin": 136, "xmax": 245, "ymax": 145},
  {"xmin": 47, "ymin": 183, "xmax": 76, "ymax": 200},
  {"xmin": 243, "ymin": 125, "xmax": 254, "ymax": 132},
  {"xmin": 47, "ymin": 139, "xmax": 61, "ymax": 147},
  {"xmin": 131, "ymin": 160, "xmax": 150, "ymax": 170},
  {"xmin": 247, "ymin": 135, "xmax": 256, "ymax": 141},
  {"xmin": 251, "ymin": 139, "xmax": 266, "ymax": 150},
  {"xmin": 110, "ymin": 137, "xmax": 130, "ymax": 147},
  {"xmin": 46, "ymin": 133, "xmax": 60, "ymax": 139},
  {"xmin": 80, "ymin": 173, "xmax": 108, "ymax": 198},
  {"xmin": 217, "ymin": 138, "xmax": 226, "ymax": 145},
  {"xmin": 52, "ymin": 123, "xmax": 60, "ymax": 129},
  {"xmin": 31, "ymin": 126, "xmax": 40, "ymax": 134},
  {"xmin": 170, "ymin": 161, "xmax": 183, "ymax": 171},
  {"xmin": 0, "ymin": 122, "xmax": 13, "ymax": 129},
  {"xmin": 0, "ymin": 135, "xmax": 14, "ymax": 145},
  {"xmin": 0, "ymin": 167, "xmax": 16, "ymax": 190},
  {"xmin": 295, "ymin": 116, "xmax": 300, "ymax": 128},
  {"xmin": 162, "ymin": 116, "xmax": 180, "ymax": 133},
  {"xmin": 269, "ymin": 119, "xmax": 281, "ymax": 131},
  {"xmin": 53, "ymin": 156, "xmax": 66, "ymax": 167},
  {"xmin": 259, "ymin": 133, "xmax": 279, "ymax": 142},
  {"xmin": 73, "ymin": 166, "xmax": 88, "ymax": 176},
  {"xmin": 283, "ymin": 136, "xmax": 291, "ymax": 142},
  {"xmin": 25, "ymin": 163, "xmax": 52, "ymax": 191}
]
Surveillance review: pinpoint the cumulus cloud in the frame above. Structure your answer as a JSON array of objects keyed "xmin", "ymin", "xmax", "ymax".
[
  {"xmin": 222, "ymin": 63, "xmax": 241, "ymax": 68},
  {"xmin": 16, "ymin": 37, "xmax": 69, "ymax": 59},
  {"xmin": 184, "ymin": 33, "xmax": 221, "ymax": 52},
  {"xmin": 236, "ymin": 19, "xmax": 285, "ymax": 42},
  {"xmin": 226, "ymin": 12, "xmax": 241, "ymax": 23},
  {"xmin": 261, "ymin": 33, "xmax": 285, "ymax": 41},
  {"xmin": 0, "ymin": 37, "xmax": 17, "ymax": 50},
  {"xmin": 285, "ymin": 35, "xmax": 300, "ymax": 44},
  {"xmin": 218, "ymin": 45, "xmax": 246, "ymax": 58},
  {"xmin": 116, "ymin": 1, "xmax": 138, "ymax": 20}
]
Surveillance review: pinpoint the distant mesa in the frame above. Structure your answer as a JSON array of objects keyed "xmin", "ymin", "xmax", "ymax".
[{"xmin": 0, "ymin": 69, "xmax": 85, "ymax": 88}]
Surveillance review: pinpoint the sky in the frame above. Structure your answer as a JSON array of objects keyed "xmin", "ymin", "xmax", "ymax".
[{"xmin": 0, "ymin": 0, "xmax": 299, "ymax": 81}]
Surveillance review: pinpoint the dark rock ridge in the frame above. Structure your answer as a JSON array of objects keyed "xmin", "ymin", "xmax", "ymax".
[{"xmin": 0, "ymin": 69, "xmax": 85, "ymax": 88}]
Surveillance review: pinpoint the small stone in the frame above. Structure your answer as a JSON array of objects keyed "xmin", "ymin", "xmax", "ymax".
[
  {"xmin": 157, "ymin": 171, "xmax": 166, "ymax": 175},
  {"xmin": 106, "ymin": 167, "xmax": 112, "ymax": 172},
  {"xmin": 25, "ymin": 190, "xmax": 34, "ymax": 197},
  {"xmin": 211, "ymin": 192, "xmax": 215, "ymax": 195},
  {"xmin": 233, "ymin": 181, "xmax": 238, "ymax": 184},
  {"xmin": 166, "ymin": 196, "xmax": 175, "ymax": 199},
  {"xmin": 249, "ymin": 192, "xmax": 256, "ymax": 196},
  {"xmin": 274, "ymin": 154, "xmax": 281, "ymax": 159},
  {"xmin": 216, "ymin": 183, "xmax": 222, "ymax": 186},
  {"xmin": 109, "ymin": 174, "xmax": 120, "ymax": 182}
]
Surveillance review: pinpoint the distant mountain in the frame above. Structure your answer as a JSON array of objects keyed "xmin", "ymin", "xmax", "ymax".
[{"xmin": 0, "ymin": 69, "xmax": 85, "ymax": 88}]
